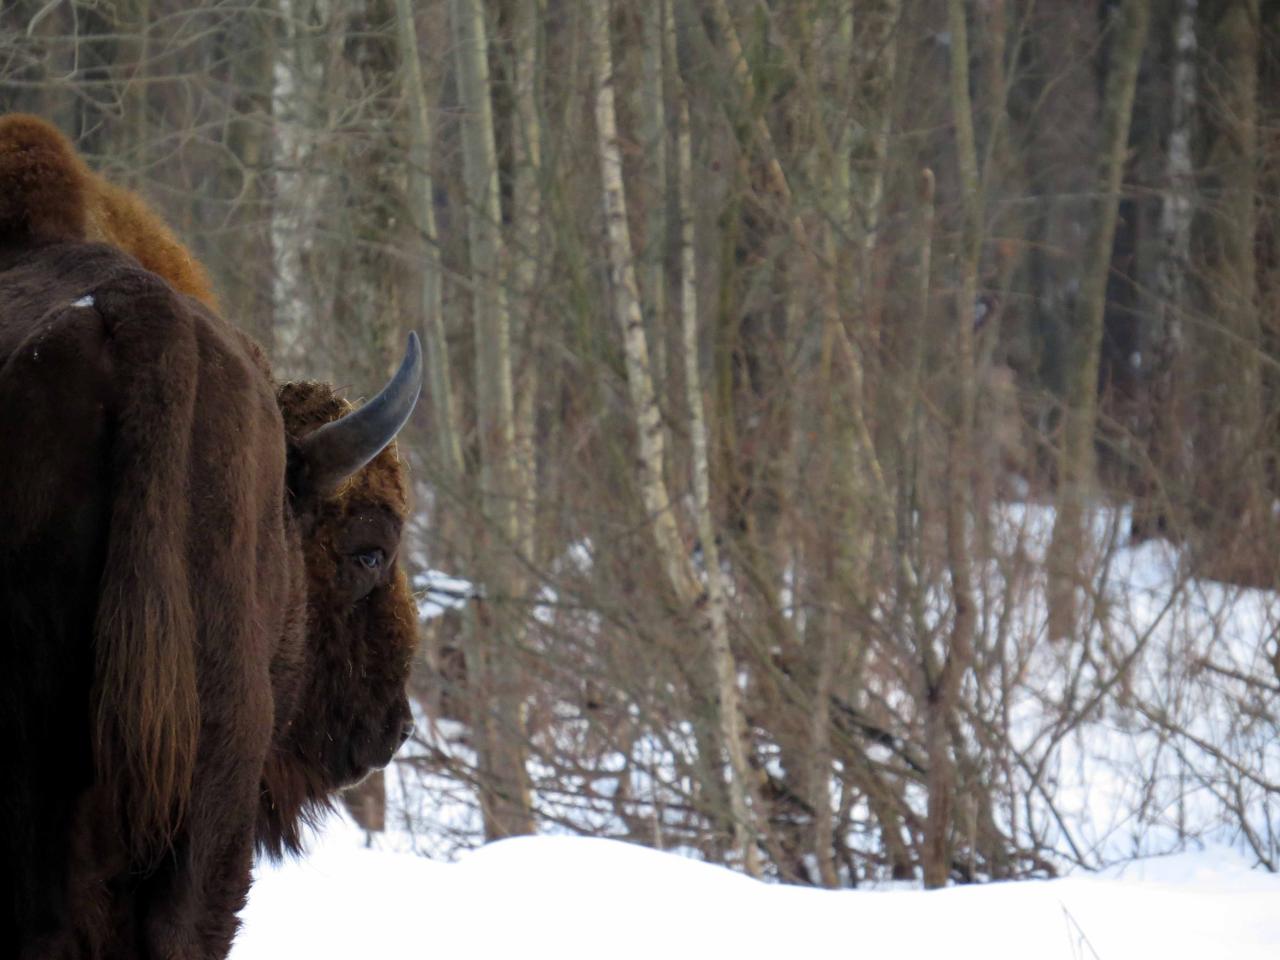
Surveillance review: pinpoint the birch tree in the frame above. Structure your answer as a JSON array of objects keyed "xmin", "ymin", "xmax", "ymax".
[
  {"xmin": 1135, "ymin": 0, "xmax": 1196, "ymax": 540},
  {"xmin": 269, "ymin": 0, "xmax": 330, "ymax": 379},
  {"xmin": 640, "ymin": 0, "xmax": 669, "ymax": 392},
  {"xmin": 590, "ymin": 0, "xmax": 763, "ymax": 876}
]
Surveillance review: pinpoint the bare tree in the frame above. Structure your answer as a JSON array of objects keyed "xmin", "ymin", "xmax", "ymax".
[
  {"xmin": 7, "ymin": 0, "xmax": 1280, "ymax": 888},
  {"xmin": 1047, "ymin": 0, "xmax": 1151, "ymax": 641},
  {"xmin": 590, "ymin": 0, "xmax": 764, "ymax": 875},
  {"xmin": 450, "ymin": 0, "xmax": 535, "ymax": 839}
]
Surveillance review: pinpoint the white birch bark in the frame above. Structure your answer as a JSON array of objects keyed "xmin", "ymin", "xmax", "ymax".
[
  {"xmin": 1135, "ymin": 0, "xmax": 1196, "ymax": 539},
  {"xmin": 593, "ymin": 0, "xmax": 761, "ymax": 876},
  {"xmin": 270, "ymin": 0, "xmax": 322, "ymax": 379},
  {"xmin": 589, "ymin": 1, "xmax": 693, "ymax": 602},
  {"xmin": 668, "ymin": 0, "xmax": 764, "ymax": 880}
]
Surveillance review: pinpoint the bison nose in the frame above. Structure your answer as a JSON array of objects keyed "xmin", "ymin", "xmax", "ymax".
[{"xmin": 399, "ymin": 720, "xmax": 415, "ymax": 746}]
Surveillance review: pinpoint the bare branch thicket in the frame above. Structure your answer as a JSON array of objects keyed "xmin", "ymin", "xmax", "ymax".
[{"xmin": 5, "ymin": 0, "xmax": 1280, "ymax": 885}]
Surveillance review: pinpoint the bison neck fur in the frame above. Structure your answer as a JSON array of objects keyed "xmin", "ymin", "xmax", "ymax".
[{"xmin": 0, "ymin": 114, "xmax": 419, "ymax": 959}]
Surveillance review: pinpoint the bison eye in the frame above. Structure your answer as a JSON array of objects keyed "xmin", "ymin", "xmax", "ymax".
[{"xmin": 354, "ymin": 549, "xmax": 385, "ymax": 571}]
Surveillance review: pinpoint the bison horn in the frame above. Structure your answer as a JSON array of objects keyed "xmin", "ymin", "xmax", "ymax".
[{"xmin": 298, "ymin": 332, "xmax": 423, "ymax": 496}]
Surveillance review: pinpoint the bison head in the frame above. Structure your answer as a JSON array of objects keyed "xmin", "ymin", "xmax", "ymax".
[{"xmin": 257, "ymin": 335, "xmax": 423, "ymax": 856}]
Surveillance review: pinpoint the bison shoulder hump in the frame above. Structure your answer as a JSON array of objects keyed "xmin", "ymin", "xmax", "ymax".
[{"xmin": 0, "ymin": 114, "xmax": 87, "ymax": 245}]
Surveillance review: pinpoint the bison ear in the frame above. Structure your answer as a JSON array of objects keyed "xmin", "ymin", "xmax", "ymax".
[{"xmin": 292, "ymin": 332, "xmax": 423, "ymax": 498}]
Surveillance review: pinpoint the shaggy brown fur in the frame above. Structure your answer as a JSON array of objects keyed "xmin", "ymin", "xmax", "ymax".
[
  {"xmin": 0, "ymin": 114, "xmax": 218, "ymax": 308},
  {"xmin": 0, "ymin": 115, "xmax": 419, "ymax": 959},
  {"xmin": 259, "ymin": 383, "xmax": 417, "ymax": 856}
]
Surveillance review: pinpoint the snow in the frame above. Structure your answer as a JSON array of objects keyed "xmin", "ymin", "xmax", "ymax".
[
  {"xmin": 231, "ymin": 500, "xmax": 1280, "ymax": 955},
  {"xmin": 413, "ymin": 569, "xmax": 474, "ymax": 620},
  {"xmin": 233, "ymin": 816, "xmax": 1280, "ymax": 958},
  {"xmin": 966, "ymin": 502, "xmax": 1280, "ymax": 867}
]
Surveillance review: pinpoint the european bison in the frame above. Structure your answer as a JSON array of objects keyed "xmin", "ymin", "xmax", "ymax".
[{"xmin": 0, "ymin": 114, "xmax": 423, "ymax": 958}]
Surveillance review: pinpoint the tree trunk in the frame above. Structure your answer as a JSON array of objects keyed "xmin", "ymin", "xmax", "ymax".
[
  {"xmin": 849, "ymin": 0, "xmax": 900, "ymax": 310},
  {"xmin": 1135, "ymin": 0, "xmax": 1196, "ymax": 542},
  {"xmin": 511, "ymin": 0, "xmax": 544, "ymax": 573},
  {"xmin": 640, "ymin": 0, "xmax": 669, "ymax": 396},
  {"xmin": 394, "ymin": 0, "xmax": 461, "ymax": 480},
  {"xmin": 268, "ymin": 0, "xmax": 320, "ymax": 380},
  {"xmin": 325, "ymin": 0, "xmax": 405, "ymax": 379},
  {"xmin": 923, "ymin": 0, "xmax": 983, "ymax": 891},
  {"xmin": 1045, "ymin": 0, "xmax": 1151, "ymax": 641},
  {"xmin": 222, "ymin": 2, "xmax": 276, "ymax": 351},
  {"xmin": 451, "ymin": 0, "xmax": 534, "ymax": 840},
  {"xmin": 593, "ymin": 0, "xmax": 762, "ymax": 876},
  {"xmin": 1193, "ymin": 0, "xmax": 1265, "ymax": 582}
]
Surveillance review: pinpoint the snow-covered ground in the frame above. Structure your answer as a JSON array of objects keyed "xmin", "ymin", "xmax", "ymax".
[
  {"xmin": 233, "ymin": 814, "xmax": 1280, "ymax": 958},
  {"xmin": 231, "ymin": 501, "xmax": 1280, "ymax": 955}
]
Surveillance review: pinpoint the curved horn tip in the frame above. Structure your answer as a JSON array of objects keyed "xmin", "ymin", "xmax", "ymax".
[
  {"xmin": 397, "ymin": 330, "xmax": 424, "ymax": 416},
  {"xmin": 296, "ymin": 332, "xmax": 425, "ymax": 497},
  {"xmin": 402, "ymin": 328, "xmax": 421, "ymax": 364}
]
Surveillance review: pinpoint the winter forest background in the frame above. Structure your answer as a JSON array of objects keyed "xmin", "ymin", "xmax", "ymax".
[{"xmin": 3, "ymin": 0, "xmax": 1280, "ymax": 889}]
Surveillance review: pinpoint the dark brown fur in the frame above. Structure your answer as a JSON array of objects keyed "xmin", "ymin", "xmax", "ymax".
[{"xmin": 0, "ymin": 116, "xmax": 419, "ymax": 958}]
